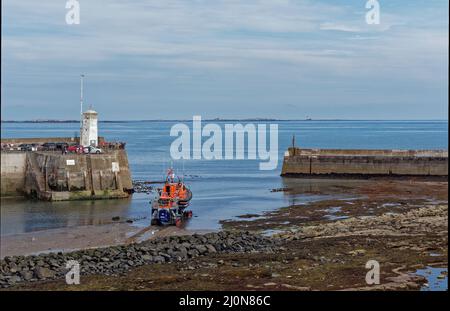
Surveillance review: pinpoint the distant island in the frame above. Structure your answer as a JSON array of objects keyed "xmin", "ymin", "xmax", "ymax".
[
  {"xmin": 1, "ymin": 118, "xmax": 287, "ymax": 123},
  {"xmin": 1, "ymin": 118, "xmax": 446, "ymax": 123}
]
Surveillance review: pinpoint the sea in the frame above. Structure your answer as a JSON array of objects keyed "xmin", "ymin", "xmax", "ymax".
[{"xmin": 1, "ymin": 120, "xmax": 448, "ymax": 236}]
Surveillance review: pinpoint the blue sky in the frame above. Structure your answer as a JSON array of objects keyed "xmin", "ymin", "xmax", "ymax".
[{"xmin": 1, "ymin": 0, "xmax": 448, "ymax": 120}]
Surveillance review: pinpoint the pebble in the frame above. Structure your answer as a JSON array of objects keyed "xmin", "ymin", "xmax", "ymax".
[
  {"xmin": 263, "ymin": 282, "xmax": 277, "ymax": 286},
  {"xmin": 271, "ymin": 273, "xmax": 281, "ymax": 278}
]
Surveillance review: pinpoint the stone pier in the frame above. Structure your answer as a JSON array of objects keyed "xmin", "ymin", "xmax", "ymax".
[
  {"xmin": 281, "ymin": 148, "xmax": 448, "ymax": 178},
  {"xmin": 1, "ymin": 150, "xmax": 133, "ymax": 201}
]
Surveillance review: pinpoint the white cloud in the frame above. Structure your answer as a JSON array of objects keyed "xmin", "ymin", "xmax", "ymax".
[
  {"xmin": 320, "ymin": 22, "xmax": 361, "ymax": 32},
  {"xmin": 1, "ymin": 0, "xmax": 448, "ymax": 119},
  {"xmin": 2, "ymin": 0, "xmax": 446, "ymax": 77}
]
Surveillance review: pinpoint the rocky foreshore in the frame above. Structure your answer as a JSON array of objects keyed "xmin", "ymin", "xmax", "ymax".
[
  {"xmin": 281, "ymin": 204, "xmax": 449, "ymax": 241},
  {"xmin": 0, "ymin": 231, "xmax": 280, "ymax": 288},
  {"xmin": 132, "ymin": 180, "xmax": 156, "ymax": 194}
]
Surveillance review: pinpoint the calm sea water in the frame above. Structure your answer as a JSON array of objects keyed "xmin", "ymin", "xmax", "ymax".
[{"xmin": 1, "ymin": 120, "xmax": 448, "ymax": 235}]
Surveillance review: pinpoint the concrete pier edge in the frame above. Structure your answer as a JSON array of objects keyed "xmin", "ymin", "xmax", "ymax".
[{"xmin": 281, "ymin": 147, "xmax": 448, "ymax": 178}]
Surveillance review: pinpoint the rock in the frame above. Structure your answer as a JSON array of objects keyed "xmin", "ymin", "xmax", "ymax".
[
  {"xmin": 20, "ymin": 270, "xmax": 33, "ymax": 281},
  {"xmin": 142, "ymin": 255, "xmax": 152, "ymax": 261},
  {"xmin": 178, "ymin": 246, "xmax": 188, "ymax": 256},
  {"xmin": 205, "ymin": 244, "xmax": 217, "ymax": 253},
  {"xmin": 8, "ymin": 275, "xmax": 22, "ymax": 284},
  {"xmin": 271, "ymin": 273, "xmax": 281, "ymax": 278},
  {"xmin": 34, "ymin": 267, "xmax": 55, "ymax": 279},
  {"xmin": 49, "ymin": 259, "xmax": 60, "ymax": 268},
  {"xmin": 36, "ymin": 260, "xmax": 45, "ymax": 267},
  {"xmin": 263, "ymin": 282, "xmax": 277, "ymax": 286},
  {"xmin": 9, "ymin": 262, "xmax": 18, "ymax": 273},
  {"xmin": 181, "ymin": 242, "xmax": 191, "ymax": 248},
  {"xmin": 194, "ymin": 245, "xmax": 208, "ymax": 254},
  {"xmin": 153, "ymin": 256, "xmax": 165, "ymax": 263},
  {"xmin": 348, "ymin": 249, "xmax": 366, "ymax": 256},
  {"xmin": 188, "ymin": 249, "xmax": 199, "ymax": 257},
  {"xmin": 281, "ymin": 284, "xmax": 311, "ymax": 291},
  {"xmin": 406, "ymin": 282, "xmax": 421, "ymax": 289}
]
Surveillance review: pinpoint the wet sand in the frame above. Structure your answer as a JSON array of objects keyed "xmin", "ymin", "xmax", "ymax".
[{"xmin": 1, "ymin": 222, "xmax": 213, "ymax": 258}]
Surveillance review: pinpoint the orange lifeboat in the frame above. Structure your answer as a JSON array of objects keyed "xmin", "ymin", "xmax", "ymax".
[{"xmin": 151, "ymin": 168, "xmax": 193, "ymax": 226}]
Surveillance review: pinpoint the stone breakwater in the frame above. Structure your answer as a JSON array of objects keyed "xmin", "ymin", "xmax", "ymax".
[
  {"xmin": 0, "ymin": 231, "xmax": 280, "ymax": 288},
  {"xmin": 281, "ymin": 147, "xmax": 448, "ymax": 177}
]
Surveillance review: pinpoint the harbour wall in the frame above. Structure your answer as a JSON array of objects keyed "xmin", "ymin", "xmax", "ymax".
[
  {"xmin": 0, "ymin": 152, "xmax": 27, "ymax": 197},
  {"xmin": 281, "ymin": 148, "xmax": 448, "ymax": 177},
  {"xmin": 1, "ymin": 150, "xmax": 133, "ymax": 201}
]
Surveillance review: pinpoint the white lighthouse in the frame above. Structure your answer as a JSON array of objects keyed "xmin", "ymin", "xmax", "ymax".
[
  {"xmin": 80, "ymin": 109, "xmax": 98, "ymax": 147},
  {"xmin": 78, "ymin": 74, "xmax": 98, "ymax": 147}
]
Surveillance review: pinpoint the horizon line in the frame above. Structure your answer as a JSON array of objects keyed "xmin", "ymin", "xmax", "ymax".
[{"xmin": 1, "ymin": 118, "xmax": 449, "ymax": 123}]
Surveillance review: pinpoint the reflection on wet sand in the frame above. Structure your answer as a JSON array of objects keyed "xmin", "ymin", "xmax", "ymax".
[
  {"xmin": 0, "ymin": 196, "xmax": 143, "ymax": 236},
  {"xmin": 280, "ymin": 177, "xmax": 366, "ymax": 206}
]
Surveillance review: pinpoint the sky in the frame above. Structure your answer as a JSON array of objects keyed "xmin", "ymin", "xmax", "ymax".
[{"xmin": 1, "ymin": 0, "xmax": 448, "ymax": 120}]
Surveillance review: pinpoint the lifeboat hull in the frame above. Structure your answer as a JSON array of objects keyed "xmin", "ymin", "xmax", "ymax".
[{"xmin": 151, "ymin": 186, "xmax": 193, "ymax": 226}]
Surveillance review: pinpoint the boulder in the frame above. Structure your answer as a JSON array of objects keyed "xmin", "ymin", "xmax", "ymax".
[{"xmin": 34, "ymin": 267, "xmax": 55, "ymax": 279}]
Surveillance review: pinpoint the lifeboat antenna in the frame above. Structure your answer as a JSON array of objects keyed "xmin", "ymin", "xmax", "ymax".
[
  {"xmin": 182, "ymin": 159, "xmax": 185, "ymax": 182},
  {"xmin": 163, "ymin": 159, "xmax": 166, "ymax": 180},
  {"xmin": 80, "ymin": 74, "xmax": 84, "ymax": 129}
]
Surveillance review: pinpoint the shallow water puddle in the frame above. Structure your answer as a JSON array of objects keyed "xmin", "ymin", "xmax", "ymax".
[
  {"xmin": 321, "ymin": 206, "xmax": 350, "ymax": 220},
  {"xmin": 414, "ymin": 266, "xmax": 448, "ymax": 291},
  {"xmin": 261, "ymin": 229, "xmax": 286, "ymax": 237}
]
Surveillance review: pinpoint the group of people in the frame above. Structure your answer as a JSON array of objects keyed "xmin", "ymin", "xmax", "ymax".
[{"xmin": 99, "ymin": 141, "xmax": 126, "ymax": 150}]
